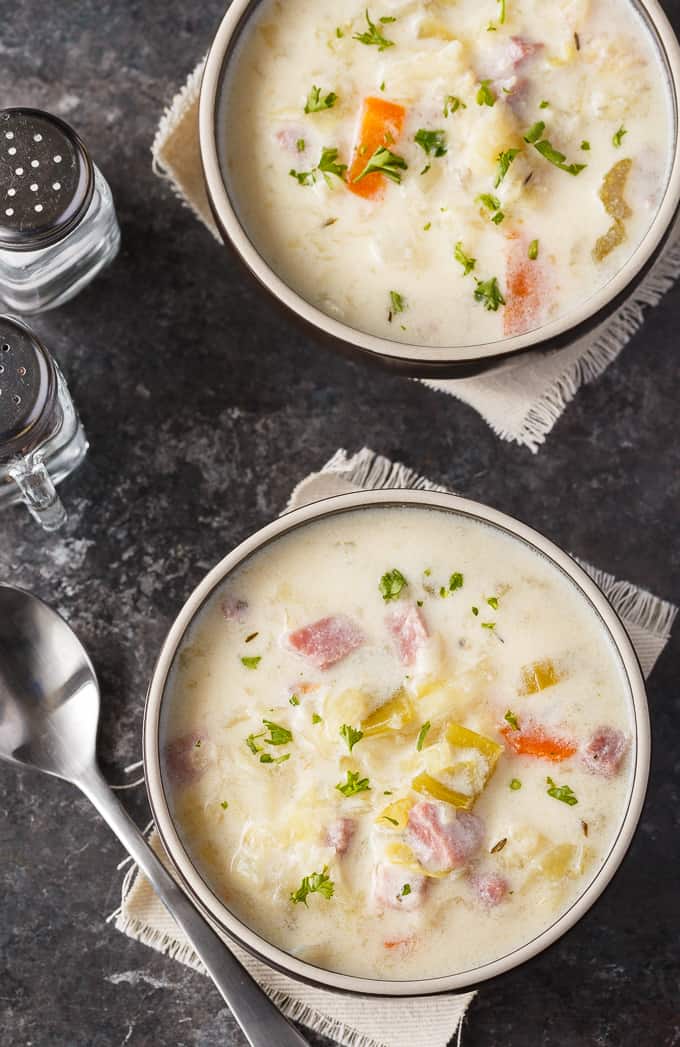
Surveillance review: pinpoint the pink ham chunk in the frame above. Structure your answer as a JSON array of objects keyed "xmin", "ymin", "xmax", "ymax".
[
  {"xmin": 386, "ymin": 603, "xmax": 428, "ymax": 666},
  {"xmin": 325, "ymin": 817, "xmax": 356, "ymax": 857},
  {"xmin": 164, "ymin": 733, "xmax": 214, "ymax": 787},
  {"xmin": 582, "ymin": 726, "xmax": 629, "ymax": 778},
  {"xmin": 372, "ymin": 862, "xmax": 428, "ymax": 912},
  {"xmin": 287, "ymin": 615, "xmax": 364, "ymax": 670},
  {"xmin": 473, "ymin": 872, "xmax": 509, "ymax": 909},
  {"xmin": 405, "ymin": 801, "xmax": 485, "ymax": 874},
  {"xmin": 221, "ymin": 595, "xmax": 248, "ymax": 623},
  {"xmin": 482, "ymin": 36, "xmax": 543, "ymax": 83}
]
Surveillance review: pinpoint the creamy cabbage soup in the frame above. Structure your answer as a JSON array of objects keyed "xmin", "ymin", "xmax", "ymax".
[
  {"xmin": 162, "ymin": 508, "xmax": 634, "ymax": 979},
  {"xmin": 221, "ymin": 0, "xmax": 673, "ymax": 348}
]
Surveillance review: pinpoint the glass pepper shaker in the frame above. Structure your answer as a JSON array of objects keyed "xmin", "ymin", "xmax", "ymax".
[
  {"xmin": 0, "ymin": 108, "xmax": 120, "ymax": 314},
  {"xmin": 0, "ymin": 315, "xmax": 88, "ymax": 531}
]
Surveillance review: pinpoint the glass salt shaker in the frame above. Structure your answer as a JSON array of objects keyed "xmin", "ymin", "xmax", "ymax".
[
  {"xmin": 0, "ymin": 315, "xmax": 88, "ymax": 531},
  {"xmin": 0, "ymin": 107, "xmax": 120, "ymax": 314}
]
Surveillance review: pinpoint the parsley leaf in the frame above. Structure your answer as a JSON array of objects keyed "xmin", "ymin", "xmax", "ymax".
[
  {"xmin": 539, "ymin": 99, "xmax": 550, "ymax": 109},
  {"xmin": 524, "ymin": 122, "xmax": 587, "ymax": 175},
  {"xmin": 495, "ymin": 148, "xmax": 520, "ymax": 187},
  {"xmin": 312, "ymin": 712, "xmax": 323, "ymax": 724},
  {"xmin": 474, "ymin": 277, "xmax": 506, "ymax": 311},
  {"xmin": 481, "ymin": 621, "xmax": 496, "ymax": 630},
  {"xmin": 487, "ymin": 595, "xmax": 499, "ymax": 609},
  {"xmin": 416, "ymin": 721, "xmax": 431, "ymax": 751},
  {"xmin": 336, "ymin": 769, "xmax": 371, "ymax": 796},
  {"xmin": 510, "ymin": 778, "xmax": 522, "ymax": 790},
  {"xmin": 318, "ymin": 146, "xmax": 348, "ymax": 180},
  {"xmin": 397, "ymin": 883, "xmax": 412, "ymax": 899},
  {"xmin": 259, "ymin": 752, "xmax": 290, "ymax": 765},
  {"xmin": 444, "ymin": 95, "xmax": 466, "ymax": 117},
  {"xmin": 353, "ymin": 145, "xmax": 408, "ymax": 185},
  {"xmin": 546, "ymin": 776, "xmax": 578, "ymax": 805},
  {"xmin": 340, "ymin": 724, "xmax": 364, "ymax": 752},
  {"xmin": 290, "ymin": 867, "xmax": 335, "ymax": 905},
  {"xmin": 449, "ymin": 572, "xmax": 464, "ymax": 591},
  {"xmin": 504, "ymin": 710, "xmax": 520, "ymax": 731},
  {"xmin": 613, "ymin": 125, "xmax": 628, "ymax": 148},
  {"xmin": 388, "ymin": 291, "xmax": 406, "ymax": 321},
  {"xmin": 524, "ymin": 121, "xmax": 546, "ymax": 144},
  {"xmin": 472, "ymin": 606, "xmax": 479, "ymax": 616},
  {"xmin": 477, "ymin": 80, "xmax": 496, "ymax": 107},
  {"xmin": 241, "ymin": 655, "xmax": 261, "ymax": 669},
  {"xmin": 581, "ymin": 140, "xmax": 591, "ymax": 151},
  {"xmin": 289, "ymin": 167, "xmax": 316, "ymax": 186},
  {"xmin": 477, "ymin": 193, "xmax": 504, "ymax": 224},
  {"xmin": 379, "ymin": 567, "xmax": 408, "ymax": 601},
  {"xmin": 289, "ymin": 694, "xmax": 300, "ymax": 706},
  {"xmin": 414, "ymin": 129, "xmax": 447, "ymax": 157},
  {"xmin": 262, "ymin": 719, "xmax": 293, "ymax": 745},
  {"xmin": 528, "ymin": 239, "xmax": 539, "ymax": 261},
  {"xmin": 304, "ymin": 86, "xmax": 338, "ymax": 114},
  {"xmin": 245, "ymin": 732, "xmax": 265, "ymax": 755},
  {"xmin": 353, "ymin": 9, "xmax": 395, "ymax": 51},
  {"xmin": 455, "ymin": 242, "xmax": 476, "ymax": 276},
  {"xmin": 220, "ymin": 800, "xmax": 229, "ymax": 810},
  {"xmin": 295, "ymin": 139, "xmax": 305, "ymax": 153}
]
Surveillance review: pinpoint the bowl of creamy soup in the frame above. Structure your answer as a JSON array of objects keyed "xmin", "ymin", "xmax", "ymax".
[
  {"xmin": 199, "ymin": 0, "xmax": 680, "ymax": 376},
  {"xmin": 144, "ymin": 490, "xmax": 649, "ymax": 994}
]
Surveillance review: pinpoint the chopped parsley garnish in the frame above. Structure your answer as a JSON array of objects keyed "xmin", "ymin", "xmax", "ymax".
[
  {"xmin": 524, "ymin": 121, "xmax": 586, "ymax": 175},
  {"xmin": 353, "ymin": 9, "xmax": 395, "ymax": 51},
  {"xmin": 384, "ymin": 790, "xmax": 393, "ymax": 795},
  {"xmin": 353, "ymin": 145, "xmax": 408, "ymax": 185},
  {"xmin": 510, "ymin": 778, "xmax": 522, "ymax": 790},
  {"xmin": 539, "ymin": 100, "xmax": 550, "ymax": 109},
  {"xmin": 417, "ymin": 599, "xmax": 424, "ymax": 606},
  {"xmin": 495, "ymin": 148, "xmax": 520, "ymax": 187},
  {"xmin": 262, "ymin": 719, "xmax": 293, "ymax": 745},
  {"xmin": 481, "ymin": 621, "xmax": 496, "ymax": 630},
  {"xmin": 304, "ymin": 86, "xmax": 337, "ymax": 114},
  {"xmin": 504, "ymin": 710, "xmax": 520, "ymax": 731},
  {"xmin": 246, "ymin": 732, "xmax": 265, "ymax": 754},
  {"xmin": 528, "ymin": 239, "xmax": 539, "ymax": 261},
  {"xmin": 340, "ymin": 724, "xmax": 364, "ymax": 752},
  {"xmin": 194, "ymin": 739, "xmax": 202, "ymax": 747},
  {"xmin": 241, "ymin": 655, "xmax": 261, "ymax": 670},
  {"xmin": 290, "ymin": 146, "xmax": 347, "ymax": 187},
  {"xmin": 455, "ymin": 242, "xmax": 476, "ymax": 276},
  {"xmin": 388, "ymin": 290, "xmax": 406, "ymax": 321},
  {"xmin": 416, "ymin": 721, "xmax": 431, "ymax": 751},
  {"xmin": 581, "ymin": 140, "xmax": 591, "ymax": 151},
  {"xmin": 414, "ymin": 129, "xmax": 447, "ymax": 157},
  {"xmin": 336, "ymin": 770, "xmax": 371, "ymax": 796},
  {"xmin": 220, "ymin": 800, "xmax": 229, "ymax": 810},
  {"xmin": 290, "ymin": 867, "xmax": 335, "ymax": 906},
  {"xmin": 449, "ymin": 572, "xmax": 464, "ymax": 591},
  {"xmin": 296, "ymin": 139, "xmax": 305, "ymax": 153},
  {"xmin": 336, "ymin": 26, "xmax": 344, "ymax": 38},
  {"xmin": 289, "ymin": 168, "xmax": 315, "ymax": 186},
  {"xmin": 379, "ymin": 567, "xmax": 408, "ymax": 600},
  {"xmin": 472, "ymin": 606, "xmax": 479, "ymax": 616},
  {"xmin": 420, "ymin": 163, "xmax": 431, "ymax": 176},
  {"xmin": 397, "ymin": 883, "xmax": 412, "ymax": 900},
  {"xmin": 380, "ymin": 80, "xmax": 386, "ymax": 91},
  {"xmin": 613, "ymin": 126, "xmax": 628, "ymax": 148},
  {"xmin": 476, "ymin": 80, "xmax": 496, "ymax": 107},
  {"xmin": 444, "ymin": 95, "xmax": 466, "ymax": 117},
  {"xmin": 546, "ymin": 776, "xmax": 578, "ymax": 805},
  {"xmin": 474, "ymin": 277, "xmax": 506, "ymax": 311},
  {"xmin": 259, "ymin": 752, "xmax": 290, "ymax": 765},
  {"xmin": 477, "ymin": 193, "xmax": 504, "ymax": 224},
  {"xmin": 423, "ymin": 222, "xmax": 431, "ymax": 231},
  {"xmin": 289, "ymin": 694, "xmax": 300, "ymax": 706},
  {"xmin": 487, "ymin": 595, "xmax": 499, "ymax": 609},
  {"xmin": 312, "ymin": 713, "xmax": 323, "ymax": 724},
  {"xmin": 490, "ymin": 837, "xmax": 507, "ymax": 853}
]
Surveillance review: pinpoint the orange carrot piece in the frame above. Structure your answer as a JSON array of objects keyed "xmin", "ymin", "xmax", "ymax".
[
  {"xmin": 500, "ymin": 725, "xmax": 577, "ymax": 762},
  {"xmin": 503, "ymin": 233, "xmax": 545, "ymax": 337},
  {"xmin": 347, "ymin": 97, "xmax": 407, "ymax": 200}
]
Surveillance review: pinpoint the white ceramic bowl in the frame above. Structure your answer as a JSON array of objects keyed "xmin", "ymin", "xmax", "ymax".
[
  {"xmin": 143, "ymin": 490, "xmax": 650, "ymax": 996},
  {"xmin": 199, "ymin": 0, "xmax": 680, "ymax": 378}
]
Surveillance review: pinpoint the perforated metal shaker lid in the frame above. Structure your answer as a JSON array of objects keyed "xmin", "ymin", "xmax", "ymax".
[
  {"xmin": 0, "ymin": 315, "xmax": 58, "ymax": 459},
  {"xmin": 0, "ymin": 108, "xmax": 94, "ymax": 252}
]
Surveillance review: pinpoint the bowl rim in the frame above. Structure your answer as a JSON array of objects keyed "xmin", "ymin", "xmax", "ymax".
[
  {"xmin": 143, "ymin": 489, "xmax": 650, "ymax": 997},
  {"xmin": 199, "ymin": 0, "xmax": 680, "ymax": 371}
]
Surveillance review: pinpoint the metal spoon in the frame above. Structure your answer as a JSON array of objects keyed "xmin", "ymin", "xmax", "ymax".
[{"xmin": 0, "ymin": 584, "xmax": 310, "ymax": 1047}]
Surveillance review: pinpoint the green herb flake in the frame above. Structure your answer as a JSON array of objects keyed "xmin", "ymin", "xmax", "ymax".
[
  {"xmin": 581, "ymin": 140, "xmax": 591, "ymax": 151},
  {"xmin": 290, "ymin": 867, "xmax": 335, "ymax": 906},
  {"xmin": 524, "ymin": 121, "xmax": 546, "ymax": 145},
  {"xmin": 353, "ymin": 9, "xmax": 395, "ymax": 51},
  {"xmin": 510, "ymin": 778, "xmax": 522, "ymax": 790},
  {"xmin": 476, "ymin": 80, "xmax": 496, "ymax": 107},
  {"xmin": 336, "ymin": 26, "xmax": 344, "ymax": 38},
  {"xmin": 414, "ymin": 128, "xmax": 447, "ymax": 158},
  {"xmin": 444, "ymin": 95, "xmax": 466, "ymax": 117},
  {"xmin": 424, "ymin": 568, "xmax": 432, "ymax": 576},
  {"xmin": 471, "ymin": 606, "xmax": 479, "ymax": 616},
  {"xmin": 397, "ymin": 883, "xmax": 412, "ymax": 899},
  {"xmin": 539, "ymin": 100, "xmax": 550, "ymax": 109},
  {"xmin": 259, "ymin": 752, "xmax": 291, "ymax": 765},
  {"xmin": 524, "ymin": 122, "xmax": 586, "ymax": 175},
  {"xmin": 289, "ymin": 694, "xmax": 300, "ymax": 706},
  {"xmin": 384, "ymin": 790, "xmax": 393, "ymax": 795},
  {"xmin": 380, "ymin": 14, "xmax": 396, "ymax": 22},
  {"xmin": 613, "ymin": 126, "xmax": 628, "ymax": 148},
  {"xmin": 379, "ymin": 567, "xmax": 408, "ymax": 600},
  {"xmin": 312, "ymin": 713, "xmax": 323, "ymax": 725},
  {"xmin": 220, "ymin": 800, "xmax": 229, "ymax": 810},
  {"xmin": 416, "ymin": 721, "xmax": 431, "ymax": 752},
  {"xmin": 354, "ymin": 145, "xmax": 408, "ymax": 185},
  {"xmin": 495, "ymin": 147, "xmax": 520, "ymax": 187},
  {"xmin": 481, "ymin": 621, "xmax": 496, "ymax": 630},
  {"xmin": 194, "ymin": 739, "xmax": 202, "ymax": 748},
  {"xmin": 304, "ymin": 86, "xmax": 337, "ymax": 114},
  {"xmin": 491, "ymin": 211, "xmax": 505, "ymax": 225},
  {"xmin": 380, "ymin": 80, "xmax": 386, "ymax": 91},
  {"xmin": 241, "ymin": 655, "xmax": 261, "ymax": 670},
  {"xmin": 477, "ymin": 192, "xmax": 501, "ymax": 213},
  {"xmin": 455, "ymin": 242, "xmax": 476, "ymax": 276},
  {"xmin": 528, "ymin": 239, "xmax": 539, "ymax": 261},
  {"xmin": 340, "ymin": 724, "xmax": 364, "ymax": 752},
  {"xmin": 423, "ymin": 221, "xmax": 432, "ymax": 231},
  {"xmin": 336, "ymin": 769, "xmax": 371, "ymax": 797},
  {"xmin": 449, "ymin": 572, "xmax": 464, "ymax": 591},
  {"xmin": 262, "ymin": 719, "xmax": 293, "ymax": 746},
  {"xmin": 504, "ymin": 710, "xmax": 520, "ymax": 731},
  {"xmin": 318, "ymin": 146, "xmax": 348, "ymax": 180},
  {"xmin": 487, "ymin": 595, "xmax": 499, "ymax": 609},
  {"xmin": 289, "ymin": 167, "xmax": 315, "ymax": 186},
  {"xmin": 546, "ymin": 776, "xmax": 578, "ymax": 806},
  {"xmin": 473, "ymin": 277, "xmax": 506, "ymax": 311},
  {"xmin": 245, "ymin": 732, "xmax": 265, "ymax": 755},
  {"xmin": 416, "ymin": 599, "xmax": 424, "ymax": 607}
]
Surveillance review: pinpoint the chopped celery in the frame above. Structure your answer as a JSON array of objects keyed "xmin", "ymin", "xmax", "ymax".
[
  {"xmin": 518, "ymin": 659, "xmax": 563, "ymax": 695},
  {"xmin": 361, "ymin": 689, "xmax": 415, "ymax": 737},
  {"xmin": 411, "ymin": 771, "xmax": 474, "ymax": 809}
]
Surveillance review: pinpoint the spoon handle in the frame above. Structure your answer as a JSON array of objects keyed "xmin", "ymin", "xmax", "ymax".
[{"xmin": 78, "ymin": 765, "xmax": 310, "ymax": 1047}]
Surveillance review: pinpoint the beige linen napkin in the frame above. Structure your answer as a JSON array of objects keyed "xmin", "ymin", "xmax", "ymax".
[
  {"xmin": 112, "ymin": 446, "xmax": 677, "ymax": 1047},
  {"xmin": 152, "ymin": 62, "xmax": 680, "ymax": 453}
]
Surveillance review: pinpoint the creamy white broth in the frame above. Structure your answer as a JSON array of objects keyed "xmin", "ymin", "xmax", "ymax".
[
  {"xmin": 220, "ymin": 0, "xmax": 673, "ymax": 348},
  {"xmin": 162, "ymin": 508, "xmax": 634, "ymax": 979}
]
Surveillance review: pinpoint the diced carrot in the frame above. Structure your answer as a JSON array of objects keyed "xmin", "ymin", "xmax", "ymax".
[
  {"xmin": 500, "ymin": 725, "xmax": 577, "ymax": 761},
  {"xmin": 347, "ymin": 97, "xmax": 407, "ymax": 200},
  {"xmin": 384, "ymin": 937, "xmax": 416, "ymax": 953},
  {"xmin": 503, "ymin": 233, "xmax": 545, "ymax": 337}
]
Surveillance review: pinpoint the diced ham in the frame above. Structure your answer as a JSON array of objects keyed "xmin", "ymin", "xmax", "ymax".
[
  {"xmin": 325, "ymin": 817, "xmax": 356, "ymax": 857},
  {"xmin": 405, "ymin": 801, "xmax": 485, "ymax": 874},
  {"xmin": 221, "ymin": 596, "xmax": 248, "ymax": 623},
  {"xmin": 582, "ymin": 726, "xmax": 629, "ymax": 778},
  {"xmin": 286, "ymin": 615, "xmax": 364, "ymax": 670},
  {"xmin": 473, "ymin": 872, "xmax": 509, "ymax": 909},
  {"xmin": 164, "ymin": 733, "xmax": 214, "ymax": 787},
  {"xmin": 372, "ymin": 862, "xmax": 428, "ymax": 912},
  {"xmin": 386, "ymin": 603, "xmax": 428, "ymax": 666},
  {"xmin": 481, "ymin": 36, "xmax": 543, "ymax": 83}
]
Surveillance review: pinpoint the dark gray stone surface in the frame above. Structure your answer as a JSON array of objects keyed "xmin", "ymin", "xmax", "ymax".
[{"xmin": 1, "ymin": 2, "xmax": 679, "ymax": 1045}]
